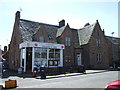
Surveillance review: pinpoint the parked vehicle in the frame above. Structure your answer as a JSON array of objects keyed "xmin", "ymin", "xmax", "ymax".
[{"xmin": 105, "ymin": 80, "xmax": 120, "ymax": 90}]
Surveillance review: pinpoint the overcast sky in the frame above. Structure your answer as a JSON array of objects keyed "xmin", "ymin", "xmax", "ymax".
[{"xmin": 0, "ymin": 0, "xmax": 119, "ymax": 50}]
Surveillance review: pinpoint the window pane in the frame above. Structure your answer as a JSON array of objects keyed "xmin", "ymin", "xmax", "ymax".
[
  {"xmin": 49, "ymin": 49, "xmax": 54, "ymax": 60},
  {"xmin": 48, "ymin": 49, "xmax": 60, "ymax": 66},
  {"xmin": 65, "ymin": 37, "xmax": 71, "ymax": 46},
  {"xmin": 96, "ymin": 39, "xmax": 99, "ymax": 47},
  {"xmin": 34, "ymin": 48, "xmax": 47, "ymax": 67},
  {"xmin": 40, "ymin": 36, "xmax": 44, "ymax": 42},
  {"xmin": 49, "ymin": 61, "xmax": 53, "ymax": 66},
  {"xmin": 54, "ymin": 61, "xmax": 58, "ymax": 66},
  {"xmin": 68, "ymin": 37, "xmax": 71, "ymax": 46},
  {"xmin": 22, "ymin": 49, "xmax": 26, "ymax": 59},
  {"xmin": 65, "ymin": 37, "xmax": 68, "ymax": 46},
  {"xmin": 55, "ymin": 49, "xmax": 60, "ymax": 60}
]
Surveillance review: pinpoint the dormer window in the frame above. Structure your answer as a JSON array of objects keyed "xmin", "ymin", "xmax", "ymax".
[
  {"xmin": 39, "ymin": 36, "xmax": 44, "ymax": 42},
  {"xmin": 48, "ymin": 35, "xmax": 52, "ymax": 40}
]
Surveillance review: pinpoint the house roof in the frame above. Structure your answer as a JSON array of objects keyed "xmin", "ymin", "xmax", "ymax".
[
  {"xmin": 19, "ymin": 19, "xmax": 40, "ymax": 42},
  {"xmin": 19, "ymin": 19, "xmax": 59, "ymax": 42},
  {"xmin": 19, "ymin": 18, "xmax": 98, "ymax": 47},
  {"xmin": 56, "ymin": 25, "xmax": 66, "ymax": 37},
  {"xmin": 106, "ymin": 36, "xmax": 120, "ymax": 45},
  {"xmin": 77, "ymin": 22, "xmax": 96, "ymax": 45}
]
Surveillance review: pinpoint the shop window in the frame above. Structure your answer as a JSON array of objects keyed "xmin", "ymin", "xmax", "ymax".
[
  {"xmin": 65, "ymin": 37, "xmax": 71, "ymax": 46},
  {"xmin": 34, "ymin": 48, "xmax": 47, "ymax": 67},
  {"xmin": 48, "ymin": 60, "xmax": 58, "ymax": 66},
  {"xmin": 49, "ymin": 61, "xmax": 53, "ymax": 66},
  {"xmin": 48, "ymin": 49, "xmax": 60, "ymax": 66}
]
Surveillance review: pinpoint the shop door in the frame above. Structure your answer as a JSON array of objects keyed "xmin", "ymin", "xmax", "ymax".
[
  {"xmin": 26, "ymin": 48, "xmax": 32, "ymax": 71},
  {"xmin": 77, "ymin": 53, "xmax": 82, "ymax": 66}
]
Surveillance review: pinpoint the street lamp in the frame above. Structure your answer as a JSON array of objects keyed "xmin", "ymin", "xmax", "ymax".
[{"xmin": 111, "ymin": 32, "xmax": 114, "ymax": 37}]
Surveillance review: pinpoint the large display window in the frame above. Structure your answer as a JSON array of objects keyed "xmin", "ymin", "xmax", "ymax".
[
  {"xmin": 34, "ymin": 48, "xmax": 47, "ymax": 67},
  {"xmin": 49, "ymin": 49, "xmax": 60, "ymax": 66}
]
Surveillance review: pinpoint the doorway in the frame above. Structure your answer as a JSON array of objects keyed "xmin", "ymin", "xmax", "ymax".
[
  {"xmin": 26, "ymin": 48, "xmax": 32, "ymax": 71},
  {"xmin": 77, "ymin": 53, "xmax": 82, "ymax": 66}
]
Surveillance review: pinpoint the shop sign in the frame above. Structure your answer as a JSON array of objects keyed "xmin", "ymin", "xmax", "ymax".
[{"xmin": 19, "ymin": 42, "xmax": 65, "ymax": 49}]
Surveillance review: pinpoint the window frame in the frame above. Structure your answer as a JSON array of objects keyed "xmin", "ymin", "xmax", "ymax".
[
  {"xmin": 96, "ymin": 39, "xmax": 101, "ymax": 47},
  {"xmin": 65, "ymin": 37, "xmax": 71, "ymax": 46},
  {"xmin": 39, "ymin": 36, "xmax": 44, "ymax": 42}
]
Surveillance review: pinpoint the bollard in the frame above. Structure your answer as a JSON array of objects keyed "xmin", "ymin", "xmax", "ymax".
[{"xmin": 40, "ymin": 67, "xmax": 46, "ymax": 79}]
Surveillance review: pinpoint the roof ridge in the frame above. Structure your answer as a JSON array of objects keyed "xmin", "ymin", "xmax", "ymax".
[
  {"xmin": 79, "ymin": 22, "xmax": 96, "ymax": 30},
  {"xmin": 20, "ymin": 19, "xmax": 59, "ymax": 27},
  {"xmin": 106, "ymin": 36, "xmax": 120, "ymax": 39}
]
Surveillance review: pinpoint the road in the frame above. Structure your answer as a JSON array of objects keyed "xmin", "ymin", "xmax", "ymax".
[{"xmin": 0, "ymin": 70, "xmax": 119, "ymax": 88}]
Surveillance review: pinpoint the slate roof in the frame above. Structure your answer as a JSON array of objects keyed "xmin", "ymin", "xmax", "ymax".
[
  {"xmin": 56, "ymin": 25, "xmax": 66, "ymax": 37},
  {"xmin": 44, "ymin": 24, "xmax": 59, "ymax": 43},
  {"xmin": 19, "ymin": 19, "xmax": 40, "ymax": 42},
  {"xmin": 19, "ymin": 18, "xmax": 98, "ymax": 47},
  {"xmin": 77, "ymin": 22, "xmax": 96, "ymax": 45},
  {"xmin": 106, "ymin": 36, "xmax": 120, "ymax": 45},
  {"xmin": 19, "ymin": 19, "xmax": 59, "ymax": 42}
]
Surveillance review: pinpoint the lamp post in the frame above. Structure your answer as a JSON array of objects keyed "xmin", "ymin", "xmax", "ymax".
[{"xmin": 111, "ymin": 32, "xmax": 115, "ymax": 68}]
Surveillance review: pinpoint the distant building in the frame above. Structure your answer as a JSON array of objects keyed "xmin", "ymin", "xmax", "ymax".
[
  {"xmin": 4, "ymin": 11, "xmax": 112, "ymax": 72},
  {"xmin": 106, "ymin": 36, "xmax": 120, "ymax": 68}
]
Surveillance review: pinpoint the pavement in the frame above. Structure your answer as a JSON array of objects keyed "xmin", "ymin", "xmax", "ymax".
[
  {"xmin": 0, "ymin": 69, "xmax": 118, "ymax": 89},
  {"xmin": 1, "ymin": 69, "xmax": 109, "ymax": 79},
  {"xmin": 41, "ymin": 69, "xmax": 108, "ymax": 79}
]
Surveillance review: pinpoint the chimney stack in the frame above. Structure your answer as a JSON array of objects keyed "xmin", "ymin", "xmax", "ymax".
[
  {"xmin": 4, "ymin": 46, "xmax": 7, "ymax": 52},
  {"xmin": 15, "ymin": 11, "xmax": 20, "ymax": 21},
  {"xmin": 103, "ymin": 29, "xmax": 105, "ymax": 35},
  {"xmin": 59, "ymin": 19, "xmax": 65, "ymax": 27}
]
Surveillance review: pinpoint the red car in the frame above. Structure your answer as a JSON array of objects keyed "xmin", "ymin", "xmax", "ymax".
[{"xmin": 105, "ymin": 80, "xmax": 120, "ymax": 90}]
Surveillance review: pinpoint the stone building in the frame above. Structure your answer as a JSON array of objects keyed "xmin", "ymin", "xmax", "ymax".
[
  {"xmin": 106, "ymin": 36, "xmax": 120, "ymax": 68},
  {"xmin": 78, "ymin": 21, "xmax": 110, "ymax": 69},
  {"xmin": 6, "ymin": 11, "xmax": 111, "ymax": 72}
]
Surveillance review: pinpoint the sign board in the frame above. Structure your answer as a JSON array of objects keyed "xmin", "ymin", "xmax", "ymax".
[{"xmin": 19, "ymin": 42, "xmax": 65, "ymax": 49}]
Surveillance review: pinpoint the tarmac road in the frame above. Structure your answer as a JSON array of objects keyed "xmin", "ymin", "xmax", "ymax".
[{"xmin": 0, "ymin": 70, "xmax": 119, "ymax": 89}]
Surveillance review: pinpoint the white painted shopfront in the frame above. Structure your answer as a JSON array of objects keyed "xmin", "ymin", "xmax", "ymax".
[{"xmin": 19, "ymin": 42, "xmax": 64, "ymax": 72}]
